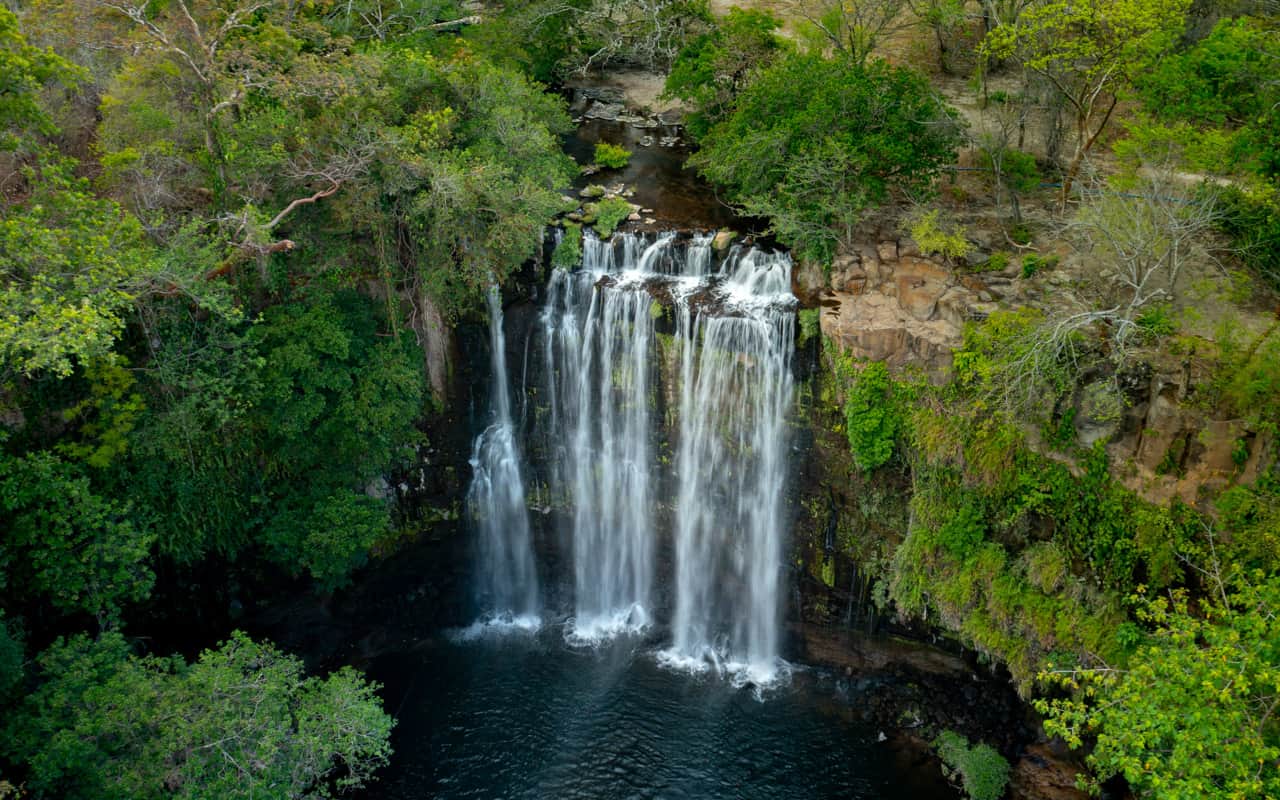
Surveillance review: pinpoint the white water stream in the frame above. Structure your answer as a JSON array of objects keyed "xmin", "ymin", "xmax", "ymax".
[
  {"xmin": 466, "ymin": 286, "xmax": 540, "ymax": 631},
  {"xmin": 540, "ymin": 232, "xmax": 796, "ymax": 683}
]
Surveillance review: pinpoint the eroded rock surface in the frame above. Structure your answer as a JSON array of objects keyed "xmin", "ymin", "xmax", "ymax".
[{"xmin": 816, "ymin": 237, "xmax": 1001, "ymax": 380}]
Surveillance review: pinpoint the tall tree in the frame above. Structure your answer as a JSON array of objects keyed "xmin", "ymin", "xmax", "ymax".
[
  {"xmin": 1037, "ymin": 573, "xmax": 1280, "ymax": 799},
  {"xmin": 983, "ymin": 0, "xmax": 1191, "ymax": 203}
]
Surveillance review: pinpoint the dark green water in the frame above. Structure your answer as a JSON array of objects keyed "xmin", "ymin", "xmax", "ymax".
[{"xmin": 363, "ymin": 627, "xmax": 959, "ymax": 799}]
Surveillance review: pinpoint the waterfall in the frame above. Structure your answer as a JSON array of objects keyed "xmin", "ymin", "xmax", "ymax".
[
  {"xmin": 542, "ymin": 231, "xmax": 797, "ymax": 682},
  {"xmin": 541, "ymin": 237, "xmax": 666, "ymax": 642},
  {"xmin": 667, "ymin": 246, "xmax": 796, "ymax": 686},
  {"xmin": 466, "ymin": 286, "xmax": 540, "ymax": 632}
]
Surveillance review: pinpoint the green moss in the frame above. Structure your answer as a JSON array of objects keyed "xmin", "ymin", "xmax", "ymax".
[
  {"xmin": 820, "ymin": 557, "xmax": 836, "ymax": 587},
  {"xmin": 798, "ymin": 308, "xmax": 820, "ymax": 345}
]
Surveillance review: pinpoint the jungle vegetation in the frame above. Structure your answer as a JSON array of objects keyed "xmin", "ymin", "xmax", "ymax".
[{"xmin": 2, "ymin": 0, "xmax": 1279, "ymax": 797}]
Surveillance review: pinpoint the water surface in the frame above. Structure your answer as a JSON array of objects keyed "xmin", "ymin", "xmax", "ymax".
[{"xmin": 363, "ymin": 629, "xmax": 959, "ymax": 799}]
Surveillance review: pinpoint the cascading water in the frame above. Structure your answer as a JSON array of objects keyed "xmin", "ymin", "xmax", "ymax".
[
  {"xmin": 666, "ymin": 246, "xmax": 796, "ymax": 686},
  {"xmin": 465, "ymin": 286, "xmax": 540, "ymax": 632},
  {"xmin": 541, "ymin": 231, "xmax": 797, "ymax": 681},
  {"xmin": 540, "ymin": 236, "xmax": 666, "ymax": 642}
]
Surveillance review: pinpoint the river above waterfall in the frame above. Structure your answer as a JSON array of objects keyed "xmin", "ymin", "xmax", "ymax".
[{"xmin": 360, "ymin": 628, "xmax": 960, "ymax": 799}]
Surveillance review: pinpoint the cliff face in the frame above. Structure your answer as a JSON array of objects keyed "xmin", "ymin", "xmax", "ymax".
[
  {"xmin": 805, "ymin": 236, "xmax": 1275, "ymax": 511},
  {"xmin": 806, "ymin": 237, "xmax": 998, "ymax": 379}
]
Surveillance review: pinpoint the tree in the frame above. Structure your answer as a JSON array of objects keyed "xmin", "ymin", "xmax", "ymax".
[
  {"xmin": 983, "ymin": 0, "xmax": 1191, "ymax": 204},
  {"xmin": 1036, "ymin": 573, "xmax": 1280, "ymax": 799},
  {"xmin": 378, "ymin": 51, "xmax": 576, "ymax": 317},
  {"xmin": 0, "ymin": 7, "xmax": 84, "ymax": 152},
  {"xmin": 96, "ymin": 0, "xmax": 297, "ymax": 208},
  {"xmin": 1133, "ymin": 16, "xmax": 1280, "ymax": 178},
  {"xmin": 126, "ymin": 290, "xmax": 425, "ymax": 585},
  {"xmin": 0, "ymin": 162, "xmax": 151, "ymax": 378},
  {"xmin": 1067, "ymin": 157, "xmax": 1221, "ymax": 354},
  {"xmin": 907, "ymin": 0, "xmax": 967, "ymax": 73},
  {"xmin": 781, "ymin": 0, "xmax": 909, "ymax": 66},
  {"xmin": 974, "ymin": 92, "xmax": 1039, "ymax": 223},
  {"xmin": 663, "ymin": 7, "xmax": 788, "ymax": 140},
  {"xmin": 509, "ymin": 0, "xmax": 712, "ymax": 76},
  {"xmin": 0, "ymin": 451, "xmax": 154, "ymax": 627},
  {"xmin": 8, "ymin": 631, "xmax": 394, "ymax": 800},
  {"xmin": 976, "ymin": 0, "xmax": 1037, "ymax": 33},
  {"xmin": 690, "ymin": 53, "xmax": 963, "ymax": 264}
]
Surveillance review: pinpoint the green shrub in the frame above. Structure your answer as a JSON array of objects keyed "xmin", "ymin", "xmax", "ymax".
[
  {"xmin": 594, "ymin": 141, "xmax": 632, "ymax": 169},
  {"xmin": 977, "ymin": 251, "xmax": 1009, "ymax": 273},
  {"xmin": 798, "ymin": 308, "xmax": 820, "ymax": 345},
  {"xmin": 553, "ymin": 222, "xmax": 582, "ymax": 269},
  {"xmin": 937, "ymin": 503, "xmax": 985, "ymax": 561},
  {"xmin": 842, "ymin": 360, "xmax": 902, "ymax": 471},
  {"xmin": 934, "ymin": 731, "xmax": 1011, "ymax": 800},
  {"xmin": 588, "ymin": 196, "xmax": 633, "ymax": 238},
  {"xmin": 1020, "ymin": 253, "xmax": 1058, "ymax": 278},
  {"xmin": 1218, "ymin": 182, "xmax": 1280, "ymax": 286},
  {"xmin": 1008, "ymin": 222, "xmax": 1033, "ymax": 245},
  {"xmin": 581, "ymin": 183, "xmax": 606, "ymax": 199},
  {"xmin": 1046, "ymin": 405, "xmax": 1077, "ymax": 450},
  {"xmin": 1136, "ymin": 304, "xmax": 1177, "ymax": 338},
  {"xmin": 909, "ymin": 209, "xmax": 972, "ymax": 260}
]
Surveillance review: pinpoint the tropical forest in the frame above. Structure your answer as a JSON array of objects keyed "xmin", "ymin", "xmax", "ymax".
[{"xmin": 1, "ymin": 0, "xmax": 1278, "ymax": 798}]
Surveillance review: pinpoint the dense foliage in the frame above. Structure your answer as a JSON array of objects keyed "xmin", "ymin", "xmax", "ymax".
[
  {"xmin": 6, "ymin": 631, "xmax": 393, "ymax": 800},
  {"xmin": 4, "ymin": 0, "xmax": 1280, "ymax": 797},
  {"xmin": 1037, "ymin": 576, "xmax": 1280, "ymax": 799},
  {"xmin": 689, "ymin": 52, "xmax": 963, "ymax": 263},
  {"xmin": 934, "ymin": 730, "xmax": 1010, "ymax": 800},
  {"xmin": 663, "ymin": 7, "xmax": 788, "ymax": 139},
  {"xmin": 0, "ymin": 0, "xmax": 580, "ymax": 794}
]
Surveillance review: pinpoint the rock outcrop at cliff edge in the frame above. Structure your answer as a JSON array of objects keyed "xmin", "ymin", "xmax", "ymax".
[{"xmin": 814, "ymin": 238, "xmax": 1002, "ymax": 381}]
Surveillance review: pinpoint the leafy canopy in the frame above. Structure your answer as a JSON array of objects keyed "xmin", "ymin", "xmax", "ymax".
[
  {"xmin": 1037, "ymin": 575, "xmax": 1280, "ymax": 799},
  {"xmin": 7, "ymin": 630, "xmax": 394, "ymax": 800},
  {"xmin": 691, "ymin": 53, "xmax": 963, "ymax": 264},
  {"xmin": 663, "ymin": 7, "xmax": 788, "ymax": 140}
]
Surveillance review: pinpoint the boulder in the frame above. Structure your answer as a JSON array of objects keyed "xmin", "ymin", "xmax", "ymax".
[
  {"xmin": 935, "ymin": 286, "xmax": 974, "ymax": 328},
  {"xmin": 1074, "ymin": 380, "xmax": 1125, "ymax": 448},
  {"xmin": 584, "ymin": 101, "xmax": 625, "ymax": 121},
  {"xmin": 794, "ymin": 259, "xmax": 829, "ymax": 306},
  {"xmin": 877, "ymin": 240, "xmax": 898, "ymax": 263},
  {"xmin": 1135, "ymin": 380, "xmax": 1186, "ymax": 472},
  {"xmin": 894, "ymin": 257, "xmax": 951, "ymax": 322},
  {"xmin": 712, "ymin": 229, "xmax": 736, "ymax": 252},
  {"xmin": 858, "ymin": 244, "xmax": 884, "ymax": 287},
  {"xmin": 1007, "ymin": 744, "xmax": 1089, "ymax": 800}
]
